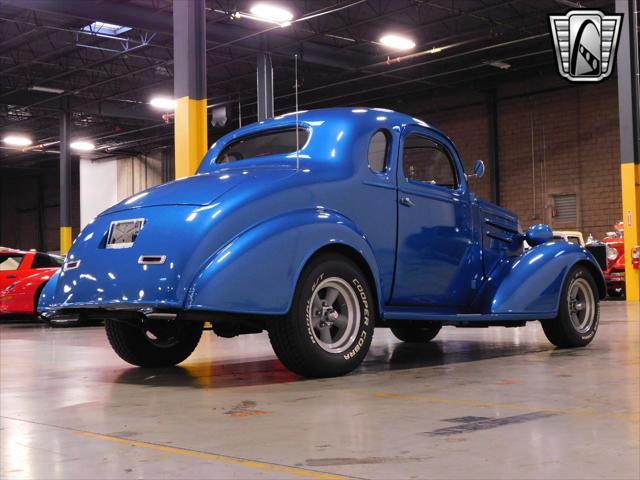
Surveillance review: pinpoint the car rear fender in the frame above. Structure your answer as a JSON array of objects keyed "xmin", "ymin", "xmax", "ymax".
[
  {"xmin": 37, "ymin": 270, "xmax": 61, "ymax": 313},
  {"xmin": 185, "ymin": 209, "xmax": 383, "ymax": 316},
  {"xmin": 474, "ymin": 241, "xmax": 606, "ymax": 316}
]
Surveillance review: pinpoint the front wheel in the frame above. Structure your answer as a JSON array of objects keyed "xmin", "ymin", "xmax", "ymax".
[
  {"xmin": 268, "ymin": 254, "xmax": 376, "ymax": 377},
  {"xmin": 541, "ymin": 265, "xmax": 599, "ymax": 348},
  {"xmin": 105, "ymin": 318, "xmax": 202, "ymax": 367}
]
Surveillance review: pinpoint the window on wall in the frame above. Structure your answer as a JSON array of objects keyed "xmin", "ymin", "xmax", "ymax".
[
  {"xmin": 552, "ymin": 194, "xmax": 578, "ymax": 224},
  {"xmin": 402, "ymin": 135, "xmax": 458, "ymax": 188},
  {"xmin": 368, "ymin": 130, "xmax": 390, "ymax": 173}
]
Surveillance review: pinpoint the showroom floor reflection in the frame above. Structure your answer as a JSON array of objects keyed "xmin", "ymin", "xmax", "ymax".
[{"xmin": 1, "ymin": 302, "xmax": 638, "ymax": 479}]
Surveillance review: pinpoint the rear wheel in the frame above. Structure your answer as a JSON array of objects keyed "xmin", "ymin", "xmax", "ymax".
[
  {"xmin": 268, "ymin": 254, "xmax": 376, "ymax": 377},
  {"xmin": 391, "ymin": 324, "xmax": 441, "ymax": 343},
  {"xmin": 105, "ymin": 318, "xmax": 202, "ymax": 367},
  {"xmin": 541, "ymin": 265, "xmax": 599, "ymax": 348}
]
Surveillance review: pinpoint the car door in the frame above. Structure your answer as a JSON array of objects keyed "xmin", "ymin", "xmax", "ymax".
[
  {"xmin": 391, "ymin": 127, "xmax": 479, "ymax": 307},
  {"xmin": 0, "ymin": 253, "xmax": 26, "ymax": 290}
]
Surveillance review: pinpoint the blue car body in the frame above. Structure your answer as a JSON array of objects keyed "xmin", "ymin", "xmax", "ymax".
[{"xmin": 39, "ymin": 108, "xmax": 605, "ymax": 325}]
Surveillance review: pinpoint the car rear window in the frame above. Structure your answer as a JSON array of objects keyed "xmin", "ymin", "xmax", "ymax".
[
  {"xmin": 32, "ymin": 253, "xmax": 64, "ymax": 269},
  {"xmin": 216, "ymin": 128, "xmax": 309, "ymax": 164},
  {"xmin": 0, "ymin": 254, "xmax": 24, "ymax": 271}
]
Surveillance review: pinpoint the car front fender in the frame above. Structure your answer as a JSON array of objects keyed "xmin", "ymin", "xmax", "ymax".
[
  {"xmin": 185, "ymin": 208, "xmax": 382, "ymax": 316},
  {"xmin": 475, "ymin": 241, "xmax": 605, "ymax": 317}
]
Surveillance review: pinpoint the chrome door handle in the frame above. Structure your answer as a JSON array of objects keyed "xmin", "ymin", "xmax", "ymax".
[
  {"xmin": 399, "ymin": 196, "xmax": 415, "ymax": 207},
  {"xmin": 6, "ymin": 274, "xmax": 16, "ymax": 279}
]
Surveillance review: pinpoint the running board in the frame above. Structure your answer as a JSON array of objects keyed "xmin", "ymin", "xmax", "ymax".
[{"xmin": 382, "ymin": 307, "xmax": 555, "ymax": 323}]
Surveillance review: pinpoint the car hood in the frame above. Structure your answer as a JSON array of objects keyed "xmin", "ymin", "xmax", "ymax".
[{"xmin": 101, "ymin": 168, "xmax": 294, "ymax": 215}]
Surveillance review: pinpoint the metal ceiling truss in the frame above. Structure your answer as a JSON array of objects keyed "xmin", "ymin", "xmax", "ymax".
[{"xmin": 0, "ymin": 0, "xmax": 615, "ymax": 169}]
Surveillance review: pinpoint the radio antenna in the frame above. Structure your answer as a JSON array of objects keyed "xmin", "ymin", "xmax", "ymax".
[{"xmin": 294, "ymin": 53, "xmax": 300, "ymax": 171}]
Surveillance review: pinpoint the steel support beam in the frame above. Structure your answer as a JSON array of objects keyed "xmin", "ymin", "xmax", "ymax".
[
  {"xmin": 488, "ymin": 89, "xmax": 500, "ymax": 205},
  {"xmin": 257, "ymin": 52, "xmax": 274, "ymax": 121},
  {"xmin": 616, "ymin": 0, "xmax": 640, "ymax": 301},
  {"xmin": 59, "ymin": 98, "xmax": 72, "ymax": 254},
  {"xmin": 173, "ymin": 0, "xmax": 207, "ymax": 179}
]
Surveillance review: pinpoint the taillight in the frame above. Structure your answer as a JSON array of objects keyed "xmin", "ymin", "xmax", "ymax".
[{"xmin": 632, "ymin": 246, "xmax": 640, "ymax": 269}]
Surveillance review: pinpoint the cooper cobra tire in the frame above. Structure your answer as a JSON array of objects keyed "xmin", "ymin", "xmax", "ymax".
[
  {"xmin": 268, "ymin": 254, "xmax": 376, "ymax": 377},
  {"xmin": 390, "ymin": 324, "xmax": 441, "ymax": 343},
  {"xmin": 105, "ymin": 319, "xmax": 202, "ymax": 367},
  {"xmin": 541, "ymin": 265, "xmax": 599, "ymax": 348}
]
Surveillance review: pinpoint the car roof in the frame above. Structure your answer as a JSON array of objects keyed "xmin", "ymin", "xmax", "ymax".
[
  {"xmin": 214, "ymin": 107, "xmax": 447, "ymax": 144},
  {"xmin": 0, "ymin": 247, "xmax": 26, "ymax": 255},
  {"xmin": 200, "ymin": 107, "xmax": 452, "ymax": 173}
]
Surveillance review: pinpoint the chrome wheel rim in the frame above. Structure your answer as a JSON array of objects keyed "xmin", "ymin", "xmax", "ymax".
[
  {"xmin": 308, "ymin": 277, "xmax": 360, "ymax": 354},
  {"xmin": 567, "ymin": 277, "xmax": 595, "ymax": 334}
]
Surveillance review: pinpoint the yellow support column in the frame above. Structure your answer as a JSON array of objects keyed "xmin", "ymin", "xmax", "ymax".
[
  {"xmin": 616, "ymin": 0, "xmax": 640, "ymax": 301},
  {"xmin": 173, "ymin": 0, "xmax": 207, "ymax": 179},
  {"xmin": 59, "ymin": 227, "xmax": 73, "ymax": 256},
  {"xmin": 174, "ymin": 97, "xmax": 208, "ymax": 179},
  {"xmin": 621, "ymin": 164, "xmax": 640, "ymax": 300}
]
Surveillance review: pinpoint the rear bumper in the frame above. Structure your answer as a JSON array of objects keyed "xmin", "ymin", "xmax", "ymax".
[{"xmin": 41, "ymin": 306, "xmax": 196, "ymax": 321}]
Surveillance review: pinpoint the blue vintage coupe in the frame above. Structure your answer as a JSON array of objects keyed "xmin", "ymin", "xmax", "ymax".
[{"xmin": 39, "ymin": 108, "xmax": 605, "ymax": 377}]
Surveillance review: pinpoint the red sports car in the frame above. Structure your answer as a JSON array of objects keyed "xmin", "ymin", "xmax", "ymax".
[
  {"xmin": 602, "ymin": 222, "xmax": 625, "ymax": 298},
  {"xmin": 0, "ymin": 248, "xmax": 63, "ymax": 315}
]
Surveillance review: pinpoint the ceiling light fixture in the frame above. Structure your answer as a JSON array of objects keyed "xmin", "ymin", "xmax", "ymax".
[
  {"xmin": 149, "ymin": 97, "xmax": 176, "ymax": 110},
  {"xmin": 29, "ymin": 85, "xmax": 65, "ymax": 94},
  {"xmin": 70, "ymin": 140, "xmax": 95, "ymax": 152},
  {"xmin": 2, "ymin": 135, "xmax": 32, "ymax": 147},
  {"xmin": 484, "ymin": 60, "xmax": 511, "ymax": 70},
  {"xmin": 379, "ymin": 33, "xmax": 416, "ymax": 51},
  {"xmin": 245, "ymin": 3, "xmax": 294, "ymax": 27},
  {"xmin": 81, "ymin": 21, "xmax": 132, "ymax": 36}
]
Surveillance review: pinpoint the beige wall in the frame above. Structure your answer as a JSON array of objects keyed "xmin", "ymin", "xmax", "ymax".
[{"xmin": 116, "ymin": 153, "xmax": 163, "ymax": 201}]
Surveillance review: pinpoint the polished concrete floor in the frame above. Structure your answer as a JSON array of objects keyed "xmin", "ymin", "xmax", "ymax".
[{"xmin": 1, "ymin": 301, "xmax": 638, "ymax": 480}]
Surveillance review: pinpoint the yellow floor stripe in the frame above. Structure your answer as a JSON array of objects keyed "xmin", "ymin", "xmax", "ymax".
[
  {"xmin": 374, "ymin": 392, "xmax": 640, "ymax": 421},
  {"xmin": 78, "ymin": 432, "xmax": 353, "ymax": 480}
]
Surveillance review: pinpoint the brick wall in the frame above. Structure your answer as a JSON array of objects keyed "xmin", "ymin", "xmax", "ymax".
[
  {"xmin": 426, "ymin": 103, "xmax": 492, "ymax": 201},
  {"xmin": 408, "ymin": 79, "xmax": 621, "ymax": 239}
]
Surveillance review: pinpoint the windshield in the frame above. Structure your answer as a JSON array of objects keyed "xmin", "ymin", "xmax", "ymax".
[{"xmin": 216, "ymin": 128, "xmax": 308, "ymax": 164}]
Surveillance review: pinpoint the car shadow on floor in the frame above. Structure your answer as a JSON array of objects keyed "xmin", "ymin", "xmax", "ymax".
[{"xmin": 108, "ymin": 340, "xmax": 553, "ymax": 389}]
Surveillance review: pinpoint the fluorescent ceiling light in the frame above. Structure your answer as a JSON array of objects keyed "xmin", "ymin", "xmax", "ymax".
[
  {"xmin": 484, "ymin": 60, "xmax": 511, "ymax": 70},
  {"xmin": 2, "ymin": 135, "xmax": 32, "ymax": 147},
  {"xmin": 379, "ymin": 34, "xmax": 416, "ymax": 51},
  {"xmin": 70, "ymin": 140, "xmax": 95, "ymax": 152},
  {"xmin": 81, "ymin": 21, "xmax": 131, "ymax": 36},
  {"xmin": 149, "ymin": 97, "xmax": 176, "ymax": 110},
  {"xmin": 29, "ymin": 85, "xmax": 65, "ymax": 94},
  {"xmin": 247, "ymin": 3, "xmax": 293, "ymax": 26}
]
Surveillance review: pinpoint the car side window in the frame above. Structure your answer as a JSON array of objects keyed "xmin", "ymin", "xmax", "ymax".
[
  {"xmin": 402, "ymin": 134, "xmax": 458, "ymax": 189},
  {"xmin": 0, "ymin": 254, "xmax": 24, "ymax": 271},
  {"xmin": 368, "ymin": 130, "xmax": 389, "ymax": 173},
  {"xmin": 32, "ymin": 253, "xmax": 64, "ymax": 269}
]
